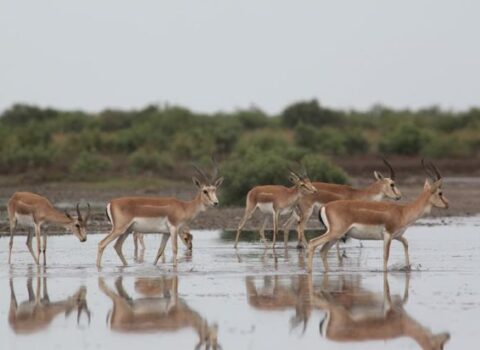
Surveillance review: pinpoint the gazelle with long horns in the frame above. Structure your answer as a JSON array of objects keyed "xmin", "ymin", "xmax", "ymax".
[
  {"xmin": 7, "ymin": 192, "xmax": 90, "ymax": 265},
  {"xmin": 235, "ymin": 167, "xmax": 317, "ymax": 248},
  {"xmin": 283, "ymin": 158, "xmax": 401, "ymax": 248},
  {"xmin": 307, "ymin": 160, "xmax": 448, "ymax": 272},
  {"xmin": 97, "ymin": 163, "xmax": 223, "ymax": 267}
]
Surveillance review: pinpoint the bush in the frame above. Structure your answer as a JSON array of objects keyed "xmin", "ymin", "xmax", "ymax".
[
  {"xmin": 379, "ymin": 123, "xmax": 429, "ymax": 155},
  {"xmin": 301, "ymin": 154, "xmax": 348, "ymax": 184},
  {"xmin": 70, "ymin": 152, "xmax": 111, "ymax": 177},
  {"xmin": 128, "ymin": 149, "xmax": 174, "ymax": 174},
  {"xmin": 422, "ymin": 135, "xmax": 472, "ymax": 158},
  {"xmin": 281, "ymin": 99, "xmax": 344, "ymax": 127},
  {"xmin": 220, "ymin": 148, "xmax": 348, "ymax": 205}
]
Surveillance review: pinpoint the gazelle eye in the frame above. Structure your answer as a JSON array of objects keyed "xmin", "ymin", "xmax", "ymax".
[
  {"xmin": 439, "ymin": 192, "xmax": 442, "ymax": 196},
  {"xmin": 203, "ymin": 190, "xmax": 208, "ymax": 194},
  {"xmin": 390, "ymin": 183, "xmax": 395, "ymax": 188},
  {"xmin": 75, "ymin": 224, "xmax": 80, "ymax": 228}
]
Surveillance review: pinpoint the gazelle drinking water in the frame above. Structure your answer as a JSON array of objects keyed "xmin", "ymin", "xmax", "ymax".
[
  {"xmin": 235, "ymin": 167, "xmax": 317, "ymax": 249},
  {"xmin": 97, "ymin": 164, "xmax": 223, "ymax": 267},
  {"xmin": 283, "ymin": 158, "xmax": 401, "ymax": 248},
  {"xmin": 7, "ymin": 192, "xmax": 90, "ymax": 265},
  {"xmin": 307, "ymin": 160, "xmax": 448, "ymax": 273}
]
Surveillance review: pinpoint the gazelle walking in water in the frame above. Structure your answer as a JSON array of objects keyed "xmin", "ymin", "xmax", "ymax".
[
  {"xmin": 307, "ymin": 160, "xmax": 448, "ymax": 273},
  {"xmin": 7, "ymin": 192, "xmax": 90, "ymax": 265},
  {"xmin": 235, "ymin": 168, "xmax": 317, "ymax": 248},
  {"xmin": 283, "ymin": 158, "xmax": 401, "ymax": 248},
  {"xmin": 97, "ymin": 164, "xmax": 223, "ymax": 267}
]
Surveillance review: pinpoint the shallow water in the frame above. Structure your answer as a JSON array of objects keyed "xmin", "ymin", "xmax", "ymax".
[{"xmin": 1, "ymin": 218, "xmax": 479, "ymax": 349}]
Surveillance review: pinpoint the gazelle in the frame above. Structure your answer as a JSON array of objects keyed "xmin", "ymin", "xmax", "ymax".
[
  {"xmin": 314, "ymin": 273, "xmax": 450, "ymax": 350},
  {"xmin": 7, "ymin": 192, "xmax": 90, "ymax": 265},
  {"xmin": 132, "ymin": 228, "xmax": 193, "ymax": 261},
  {"xmin": 307, "ymin": 160, "xmax": 449, "ymax": 272},
  {"xmin": 100, "ymin": 276, "xmax": 220, "ymax": 349},
  {"xmin": 9, "ymin": 276, "xmax": 90, "ymax": 334},
  {"xmin": 97, "ymin": 164, "xmax": 223, "ymax": 267},
  {"xmin": 283, "ymin": 158, "xmax": 401, "ymax": 248},
  {"xmin": 235, "ymin": 168, "xmax": 317, "ymax": 248}
]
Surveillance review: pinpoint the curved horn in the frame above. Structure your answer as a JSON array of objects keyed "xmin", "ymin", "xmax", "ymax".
[
  {"xmin": 382, "ymin": 158, "xmax": 396, "ymax": 180},
  {"xmin": 422, "ymin": 158, "xmax": 435, "ymax": 180},
  {"xmin": 192, "ymin": 164, "xmax": 209, "ymax": 183},
  {"xmin": 211, "ymin": 155, "xmax": 219, "ymax": 183},
  {"xmin": 84, "ymin": 203, "xmax": 91, "ymax": 222},
  {"xmin": 428, "ymin": 160, "xmax": 442, "ymax": 180},
  {"xmin": 76, "ymin": 203, "xmax": 82, "ymax": 220}
]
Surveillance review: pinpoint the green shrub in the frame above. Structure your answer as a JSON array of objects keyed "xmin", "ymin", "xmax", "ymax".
[
  {"xmin": 220, "ymin": 149, "xmax": 347, "ymax": 205},
  {"xmin": 379, "ymin": 123, "xmax": 429, "ymax": 155},
  {"xmin": 70, "ymin": 152, "xmax": 111, "ymax": 177},
  {"xmin": 281, "ymin": 99, "xmax": 344, "ymax": 127},
  {"xmin": 422, "ymin": 135, "xmax": 472, "ymax": 158},
  {"xmin": 301, "ymin": 154, "xmax": 348, "ymax": 184},
  {"xmin": 128, "ymin": 149, "xmax": 174, "ymax": 174}
]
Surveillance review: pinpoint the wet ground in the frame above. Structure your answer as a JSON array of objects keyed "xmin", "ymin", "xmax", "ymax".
[{"xmin": 1, "ymin": 217, "xmax": 479, "ymax": 349}]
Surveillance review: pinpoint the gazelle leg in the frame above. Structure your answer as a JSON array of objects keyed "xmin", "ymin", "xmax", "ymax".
[
  {"xmin": 26, "ymin": 229, "xmax": 39, "ymax": 265},
  {"xmin": 307, "ymin": 228, "xmax": 343, "ymax": 272},
  {"xmin": 282, "ymin": 212, "xmax": 297, "ymax": 246},
  {"xmin": 138, "ymin": 233, "xmax": 145, "ymax": 250},
  {"xmin": 133, "ymin": 231, "xmax": 139, "ymax": 258},
  {"xmin": 8, "ymin": 218, "xmax": 16, "ymax": 264},
  {"xmin": 9, "ymin": 278, "xmax": 17, "ymax": 311},
  {"xmin": 297, "ymin": 207, "xmax": 313, "ymax": 249},
  {"xmin": 319, "ymin": 240, "xmax": 336, "ymax": 272},
  {"xmin": 258, "ymin": 217, "xmax": 268, "ymax": 246},
  {"xmin": 235, "ymin": 204, "xmax": 256, "ymax": 248},
  {"xmin": 97, "ymin": 225, "xmax": 129, "ymax": 267},
  {"xmin": 382, "ymin": 272, "xmax": 393, "ymax": 313},
  {"xmin": 154, "ymin": 233, "xmax": 171, "ymax": 265},
  {"xmin": 114, "ymin": 232, "xmax": 130, "ymax": 266},
  {"xmin": 383, "ymin": 232, "xmax": 393, "ymax": 272},
  {"xmin": 396, "ymin": 236, "xmax": 410, "ymax": 269},
  {"xmin": 170, "ymin": 227, "xmax": 178, "ymax": 266},
  {"xmin": 42, "ymin": 228, "xmax": 47, "ymax": 266},
  {"xmin": 272, "ymin": 211, "xmax": 279, "ymax": 248},
  {"xmin": 34, "ymin": 224, "xmax": 41, "ymax": 266}
]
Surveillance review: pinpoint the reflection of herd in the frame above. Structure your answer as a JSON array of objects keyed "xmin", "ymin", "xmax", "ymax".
[{"xmin": 8, "ymin": 267, "xmax": 449, "ymax": 350}]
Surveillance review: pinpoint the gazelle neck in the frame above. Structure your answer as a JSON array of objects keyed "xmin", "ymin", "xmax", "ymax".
[
  {"xmin": 360, "ymin": 181, "xmax": 385, "ymax": 201},
  {"xmin": 401, "ymin": 190, "xmax": 432, "ymax": 227},
  {"xmin": 45, "ymin": 208, "xmax": 73, "ymax": 226},
  {"xmin": 183, "ymin": 193, "xmax": 206, "ymax": 221}
]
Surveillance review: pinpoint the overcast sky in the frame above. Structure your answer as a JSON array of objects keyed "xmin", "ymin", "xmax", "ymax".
[{"xmin": 1, "ymin": 1, "xmax": 479, "ymax": 114}]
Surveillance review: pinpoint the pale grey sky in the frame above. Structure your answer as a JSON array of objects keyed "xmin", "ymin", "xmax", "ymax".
[{"xmin": 1, "ymin": 1, "xmax": 479, "ymax": 114}]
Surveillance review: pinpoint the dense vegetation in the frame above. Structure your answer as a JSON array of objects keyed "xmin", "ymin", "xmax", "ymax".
[{"xmin": 0, "ymin": 101, "xmax": 479, "ymax": 203}]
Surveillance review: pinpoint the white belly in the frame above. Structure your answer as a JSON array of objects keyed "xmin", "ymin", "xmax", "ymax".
[
  {"xmin": 15, "ymin": 214, "xmax": 35, "ymax": 227},
  {"xmin": 257, "ymin": 202, "xmax": 294, "ymax": 216},
  {"xmin": 347, "ymin": 224, "xmax": 385, "ymax": 241},
  {"xmin": 257, "ymin": 202, "xmax": 274, "ymax": 214},
  {"xmin": 131, "ymin": 217, "xmax": 169, "ymax": 233}
]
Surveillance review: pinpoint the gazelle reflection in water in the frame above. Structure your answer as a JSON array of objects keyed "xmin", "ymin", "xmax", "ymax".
[
  {"xmin": 99, "ymin": 276, "xmax": 220, "ymax": 350},
  {"xmin": 9, "ymin": 275, "xmax": 90, "ymax": 334},
  {"xmin": 314, "ymin": 273, "xmax": 450, "ymax": 350},
  {"xmin": 245, "ymin": 272, "xmax": 449, "ymax": 349}
]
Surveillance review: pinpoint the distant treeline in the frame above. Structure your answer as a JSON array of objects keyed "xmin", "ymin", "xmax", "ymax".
[{"xmin": 0, "ymin": 101, "xmax": 479, "ymax": 203}]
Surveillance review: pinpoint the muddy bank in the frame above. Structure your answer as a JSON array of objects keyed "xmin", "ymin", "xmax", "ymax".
[{"xmin": 0, "ymin": 176, "xmax": 478, "ymax": 235}]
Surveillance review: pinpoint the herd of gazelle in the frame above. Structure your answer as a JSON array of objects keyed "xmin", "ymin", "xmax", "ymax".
[{"xmin": 5, "ymin": 159, "xmax": 448, "ymax": 272}]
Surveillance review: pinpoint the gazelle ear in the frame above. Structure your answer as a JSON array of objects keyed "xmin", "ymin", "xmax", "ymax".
[
  {"xmin": 374, "ymin": 171, "xmax": 384, "ymax": 181},
  {"xmin": 64, "ymin": 210, "xmax": 73, "ymax": 219},
  {"xmin": 214, "ymin": 177, "xmax": 224, "ymax": 188},
  {"xmin": 424, "ymin": 178, "xmax": 431, "ymax": 190},
  {"xmin": 192, "ymin": 177, "xmax": 202, "ymax": 188},
  {"xmin": 430, "ymin": 179, "xmax": 443, "ymax": 193}
]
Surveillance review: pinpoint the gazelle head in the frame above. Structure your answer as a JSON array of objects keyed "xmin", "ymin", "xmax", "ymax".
[
  {"xmin": 65, "ymin": 203, "xmax": 90, "ymax": 242},
  {"xmin": 373, "ymin": 158, "xmax": 402, "ymax": 200},
  {"xmin": 288, "ymin": 166, "xmax": 317, "ymax": 194},
  {"xmin": 192, "ymin": 163, "xmax": 224, "ymax": 207},
  {"xmin": 422, "ymin": 159, "xmax": 449, "ymax": 209}
]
